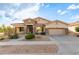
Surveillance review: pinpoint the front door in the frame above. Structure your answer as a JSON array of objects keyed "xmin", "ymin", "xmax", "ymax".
[{"xmin": 27, "ymin": 25, "xmax": 33, "ymax": 33}]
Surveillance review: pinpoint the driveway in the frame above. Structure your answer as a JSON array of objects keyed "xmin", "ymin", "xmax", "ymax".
[{"xmin": 50, "ymin": 35, "xmax": 79, "ymax": 55}]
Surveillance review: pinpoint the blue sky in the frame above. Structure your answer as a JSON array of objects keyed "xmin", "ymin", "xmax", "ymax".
[{"xmin": 0, "ymin": 3, "xmax": 79, "ymax": 25}]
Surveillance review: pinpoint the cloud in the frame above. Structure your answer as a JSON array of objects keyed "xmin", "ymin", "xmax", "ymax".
[
  {"xmin": 12, "ymin": 3, "xmax": 41, "ymax": 21},
  {"xmin": 41, "ymin": 3, "xmax": 50, "ymax": 8},
  {"xmin": 0, "ymin": 3, "xmax": 42, "ymax": 25},
  {"xmin": 71, "ymin": 15, "xmax": 79, "ymax": 19},
  {"xmin": 60, "ymin": 10, "xmax": 68, "ymax": 15},
  {"xmin": 57, "ymin": 4, "xmax": 79, "ymax": 16},
  {"xmin": 41, "ymin": 3, "xmax": 45, "ymax": 7},
  {"xmin": 0, "ymin": 10, "xmax": 5, "ymax": 18},
  {"xmin": 57, "ymin": 9, "xmax": 68, "ymax": 15},
  {"xmin": 57, "ymin": 10, "xmax": 61, "ymax": 13},
  {"xmin": 67, "ymin": 4, "xmax": 79, "ymax": 10},
  {"xmin": 12, "ymin": 3, "xmax": 21, "ymax": 7},
  {"xmin": 45, "ymin": 4, "xmax": 50, "ymax": 8}
]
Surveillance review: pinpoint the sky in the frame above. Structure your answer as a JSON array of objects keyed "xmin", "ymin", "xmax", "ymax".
[{"xmin": 0, "ymin": 3, "xmax": 79, "ymax": 26}]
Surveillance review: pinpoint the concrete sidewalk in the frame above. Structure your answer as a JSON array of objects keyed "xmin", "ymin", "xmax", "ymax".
[{"xmin": 0, "ymin": 41, "xmax": 58, "ymax": 45}]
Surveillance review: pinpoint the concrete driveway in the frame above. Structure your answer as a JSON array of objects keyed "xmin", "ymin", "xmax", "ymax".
[{"xmin": 50, "ymin": 35, "xmax": 79, "ymax": 55}]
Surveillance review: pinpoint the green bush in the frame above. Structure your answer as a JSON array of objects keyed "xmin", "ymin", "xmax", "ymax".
[
  {"xmin": 75, "ymin": 26, "xmax": 79, "ymax": 32},
  {"xmin": 9, "ymin": 33, "xmax": 19, "ymax": 39},
  {"xmin": 25, "ymin": 33, "xmax": 35, "ymax": 40},
  {"xmin": 0, "ymin": 38, "xmax": 4, "ymax": 40}
]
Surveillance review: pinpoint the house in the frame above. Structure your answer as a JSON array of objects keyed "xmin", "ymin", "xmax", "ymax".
[
  {"xmin": 12, "ymin": 17, "xmax": 78, "ymax": 36},
  {"xmin": 12, "ymin": 17, "xmax": 50, "ymax": 34},
  {"xmin": 68, "ymin": 21, "xmax": 79, "ymax": 35}
]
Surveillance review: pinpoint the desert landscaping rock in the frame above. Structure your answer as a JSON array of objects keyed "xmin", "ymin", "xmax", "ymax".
[
  {"xmin": 0, "ymin": 45, "xmax": 58, "ymax": 54},
  {"xmin": 0, "ymin": 41, "xmax": 58, "ymax": 54}
]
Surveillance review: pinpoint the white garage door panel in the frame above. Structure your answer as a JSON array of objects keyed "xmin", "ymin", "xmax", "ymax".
[{"xmin": 49, "ymin": 29, "xmax": 65, "ymax": 35}]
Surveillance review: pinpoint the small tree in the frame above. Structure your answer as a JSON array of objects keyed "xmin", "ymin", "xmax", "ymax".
[
  {"xmin": 6, "ymin": 26, "xmax": 14, "ymax": 36},
  {"xmin": 2, "ymin": 24, "xmax": 7, "ymax": 34},
  {"xmin": 75, "ymin": 26, "xmax": 79, "ymax": 32},
  {"xmin": 0, "ymin": 27, "xmax": 3, "ymax": 33}
]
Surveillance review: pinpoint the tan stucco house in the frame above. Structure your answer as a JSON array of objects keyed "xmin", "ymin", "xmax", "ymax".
[
  {"xmin": 12, "ymin": 17, "xmax": 79, "ymax": 36},
  {"xmin": 68, "ymin": 21, "xmax": 79, "ymax": 35}
]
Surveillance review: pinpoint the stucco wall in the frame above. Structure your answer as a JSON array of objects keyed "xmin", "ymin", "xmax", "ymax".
[
  {"xmin": 68, "ymin": 26, "xmax": 79, "ymax": 32},
  {"xmin": 68, "ymin": 25, "xmax": 79, "ymax": 35},
  {"xmin": 46, "ymin": 22, "xmax": 68, "ymax": 28},
  {"xmin": 15, "ymin": 27, "xmax": 24, "ymax": 34},
  {"xmin": 34, "ymin": 18, "xmax": 49, "ymax": 24}
]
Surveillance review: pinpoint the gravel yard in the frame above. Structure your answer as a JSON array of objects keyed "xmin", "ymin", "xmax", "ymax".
[
  {"xmin": 0, "ymin": 41, "xmax": 58, "ymax": 54},
  {"xmin": 0, "ymin": 35, "xmax": 58, "ymax": 54}
]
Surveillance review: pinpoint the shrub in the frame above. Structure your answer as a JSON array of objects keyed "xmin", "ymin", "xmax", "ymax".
[
  {"xmin": 25, "ymin": 33, "xmax": 35, "ymax": 40},
  {"xmin": 9, "ymin": 33, "xmax": 19, "ymax": 39},
  {"xmin": 75, "ymin": 26, "xmax": 79, "ymax": 32},
  {"xmin": 0, "ymin": 38, "xmax": 4, "ymax": 40},
  {"xmin": 41, "ymin": 32, "xmax": 45, "ymax": 35}
]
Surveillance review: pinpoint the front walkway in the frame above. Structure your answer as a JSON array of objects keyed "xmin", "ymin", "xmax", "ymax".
[{"xmin": 50, "ymin": 35, "xmax": 79, "ymax": 55}]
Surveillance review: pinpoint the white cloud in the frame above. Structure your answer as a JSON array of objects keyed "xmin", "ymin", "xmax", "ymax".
[
  {"xmin": 57, "ymin": 10, "xmax": 61, "ymax": 13},
  {"xmin": 12, "ymin": 3, "xmax": 21, "ymax": 7},
  {"xmin": 41, "ymin": 3, "xmax": 45, "ymax": 7},
  {"xmin": 0, "ymin": 3, "xmax": 41, "ymax": 25},
  {"xmin": 13, "ymin": 3, "xmax": 41, "ymax": 21},
  {"xmin": 0, "ymin": 10, "xmax": 5, "ymax": 18},
  {"xmin": 60, "ymin": 10, "xmax": 68, "ymax": 15},
  {"xmin": 45, "ymin": 4, "xmax": 49, "ymax": 8},
  {"xmin": 57, "ymin": 4, "xmax": 79, "ymax": 16},
  {"xmin": 71, "ymin": 15, "xmax": 79, "ymax": 19},
  {"xmin": 57, "ymin": 9, "xmax": 68, "ymax": 15},
  {"xmin": 67, "ymin": 4, "xmax": 79, "ymax": 10},
  {"xmin": 41, "ymin": 4, "xmax": 50, "ymax": 8}
]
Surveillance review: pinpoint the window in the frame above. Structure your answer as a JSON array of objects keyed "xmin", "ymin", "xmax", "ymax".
[{"xmin": 19, "ymin": 27, "xmax": 24, "ymax": 32}]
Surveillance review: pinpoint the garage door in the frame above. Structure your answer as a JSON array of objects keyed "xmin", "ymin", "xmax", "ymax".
[{"xmin": 48, "ymin": 28, "xmax": 65, "ymax": 35}]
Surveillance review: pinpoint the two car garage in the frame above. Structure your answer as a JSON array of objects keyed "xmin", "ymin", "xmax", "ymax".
[
  {"xmin": 46, "ymin": 20, "xmax": 68, "ymax": 35},
  {"xmin": 47, "ymin": 28, "xmax": 66, "ymax": 35}
]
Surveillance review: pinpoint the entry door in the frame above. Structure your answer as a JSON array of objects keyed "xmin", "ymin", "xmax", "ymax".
[{"xmin": 27, "ymin": 25, "xmax": 33, "ymax": 33}]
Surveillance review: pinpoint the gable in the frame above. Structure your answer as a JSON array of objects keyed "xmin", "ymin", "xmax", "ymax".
[
  {"xmin": 46, "ymin": 20, "xmax": 68, "ymax": 28},
  {"xmin": 33, "ymin": 17, "xmax": 50, "ymax": 24},
  {"xmin": 23, "ymin": 18, "xmax": 35, "ymax": 25}
]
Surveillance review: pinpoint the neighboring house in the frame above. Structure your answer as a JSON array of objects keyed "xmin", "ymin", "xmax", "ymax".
[
  {"xmin": 12, "ymin": 17, "xmax": 79, "ymax": 36},
  {"xmin": 68, "ymin": 21, "xmax": 79, "ymax": 35}
]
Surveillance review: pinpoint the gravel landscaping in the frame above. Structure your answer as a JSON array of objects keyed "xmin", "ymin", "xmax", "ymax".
[
  {"xmin": 0, "ymin": 35, "xmax": 58, "ymax": 54},
  {"xmin": 22, "ymin": 35, "xmax": 50, "ymax": 41},
  {"xmin": 0, "ymin": 45, "xmax": 58, "ymax": 54}
]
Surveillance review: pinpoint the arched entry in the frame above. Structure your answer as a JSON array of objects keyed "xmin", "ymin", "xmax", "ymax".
[{"xmin": 27, "ymin": 25, "xmax": 33, "ymax": 33}]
